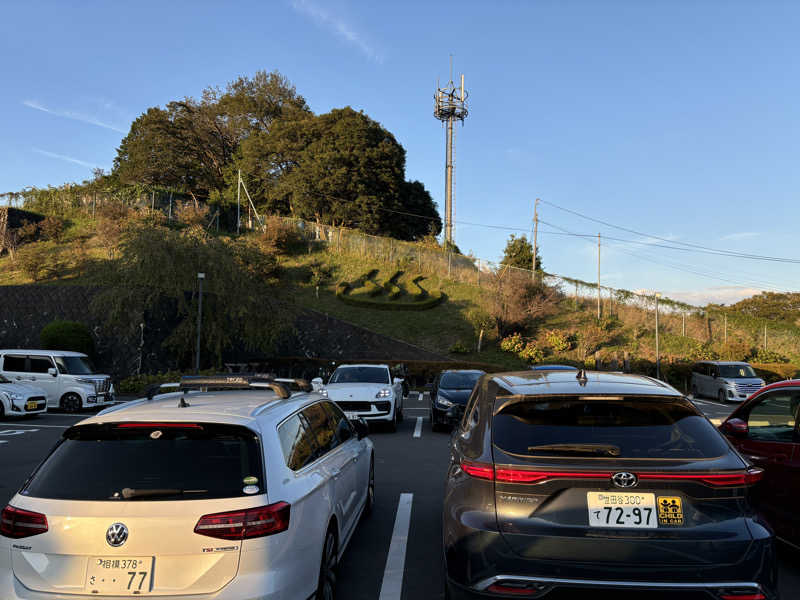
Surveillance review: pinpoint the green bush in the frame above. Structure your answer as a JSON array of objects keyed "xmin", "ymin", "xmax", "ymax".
[
  {"xmin": 449, "ymin": 340, "xmax": 470, "ymax": 354},
  {"xmin": 40, "ymin": 320, "xmax": 95, "ymax": 356},
  {"xmin": 751, "ymin": 348, "xmax": 789, "ymax": 364},
  {"xmin": 544, "ymin": 329, "xmax": 572, "ymax": 352}
]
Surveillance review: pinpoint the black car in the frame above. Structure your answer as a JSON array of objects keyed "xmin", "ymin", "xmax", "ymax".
[
  {"xmin": 443, "ymin": 369, "xmax": 777, "ymax": 600},
  {"xmin": 430, "ymin": 369, "xmax": 485, "ymax": 431}
]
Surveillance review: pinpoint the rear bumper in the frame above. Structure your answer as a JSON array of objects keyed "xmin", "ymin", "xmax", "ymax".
[
  {"xmin": 446, "ymin": 576, "xmax": 778, "ymax": 599},
  {"xmin": 444, "ymin": 510, "xmax": 778, "ymax": 600}
]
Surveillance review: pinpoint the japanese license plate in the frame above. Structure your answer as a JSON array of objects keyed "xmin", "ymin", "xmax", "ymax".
[
  {"xmin": 587, "ymin": 492, "xmax": 657, "ymax": 529},
  {"xmin": 25, "ymin": 401, "xmax": 39, "ymax": 411},
  {"xmin": 86, "ymin": 556, "xmax": 153, "ymax": 595}
]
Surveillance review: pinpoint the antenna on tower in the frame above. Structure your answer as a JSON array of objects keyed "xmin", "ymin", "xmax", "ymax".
[{"xmin": 434, "ymin": 58, "xmax": 468, "ymax": 247}]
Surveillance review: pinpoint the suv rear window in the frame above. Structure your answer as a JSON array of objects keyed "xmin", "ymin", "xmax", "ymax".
[
  {"xmin": 493, "ymin": 397, "xmax": 729, "ymax": 459},
  {"xmin": 22, "ymin": 423, "xmax": 264, "ymax": 501}
]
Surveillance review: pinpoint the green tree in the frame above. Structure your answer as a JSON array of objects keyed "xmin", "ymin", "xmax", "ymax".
[
  {"xmin": 236, "ymin": 107, "xmax": 440, "ymax": 240},
  {"xmin": 501, "ymin": 234, "xmax": 541, "ymax": 271}
]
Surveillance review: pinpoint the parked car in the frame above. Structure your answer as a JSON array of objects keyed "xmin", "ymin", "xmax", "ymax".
[
  {"xmin": 0, "ymin": 375, "xmax": 374, "ymax": 600},
  {"xmin": 430, "ymin": 369, "xmax": 484, "ymax": 431},
  {"xmin": 443, "ymin": 369, "xmax": 776, "ymax": 599},
  {"xmin": 0, "ymin": 374, "xmax": 47, "ymax": 418},
  {"xmin": 0, "ymin": 350, "xmax": 114, "ymax": 412},
  {"xmin": 719, "ymin": 379, "xmax": 800, "ymax": 548},
  {"xmin": 691, "ymin": 360, "xmax": 764, "ymax": 403},
  {"xmin": 314, "ymin": 364, "xmax": 404, "ymax": 431}
]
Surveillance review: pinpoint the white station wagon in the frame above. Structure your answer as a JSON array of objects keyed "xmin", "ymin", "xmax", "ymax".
[{"xmin": 0, "ymin": 375, "xmax": 375, "ymax": 600}]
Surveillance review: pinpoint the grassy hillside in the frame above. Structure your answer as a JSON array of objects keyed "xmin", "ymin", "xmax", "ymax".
[{"xmin": 2, "ymin": 214, "xmax": 799, "ymax": 378}]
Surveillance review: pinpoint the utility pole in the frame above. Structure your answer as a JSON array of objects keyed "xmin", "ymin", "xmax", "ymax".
[
  {"xmin": 597, "ymin": 233, "xmax": 601, "ymax": 320},
  {"xmin": 236, "ymin": 170, "xmax": 241, "ymax": 235},
  {"xmin": 724, "ymin": 314, "xmax": 728, "ymax": 345},
  {"xmin": 764, "ymin": 324, "xmax": 767, "ymax": 350},
  {"xmin": 532, "ymin": 198, "xmax": 539, "ymax": 280},
  {"xmin": 195, "ymin": 272, "xmax": 205, "ymax": 373},
  {"xmin": 655, "ymin": 293, "xmax": 661, "ymax": 380}
]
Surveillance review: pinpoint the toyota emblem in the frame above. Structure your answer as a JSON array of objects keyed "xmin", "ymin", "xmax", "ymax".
[
  {"xmin": 106, "ymin": 523, "xmax": 129, "ymax": 547},
  {"xmin": 611, "ymin": 472, "xmax": 638, "ymax": 488}
]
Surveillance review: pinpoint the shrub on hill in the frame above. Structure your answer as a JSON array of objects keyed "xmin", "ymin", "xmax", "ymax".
[{"xmin": 40, "ymin": 320, "xmax": 95, "ymax": 357}]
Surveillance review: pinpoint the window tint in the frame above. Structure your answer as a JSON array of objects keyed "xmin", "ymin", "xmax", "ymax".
[
  {"xmin": 302, "ymin": 402, "xmax": 339, "ymax": 457},
  {"xmin": 492, "ymin": 397, "xmax": 730, "ymax": 459},
  {"xmin": 719, "ymin": 364, "xmax": 757, "ymax": 379},
  {"xmin": 323, "ymin": 401, "xmax": 353, "ymax": 443},
  {"xmin": 746, "ymin": 392, "xmax": 799, "ymax": 443},
  {"xmin": 23, "ymin": 423, "xmax": 264, "ymax": 501},
  {"xmin": 3, "ymin": 355, "xmax": 27, "ymax": 372},
  {"xmin": 29, "ymin": 356, "xmax": 54, "ymax": 374},
  {"xmin": 54, "ymin": 356, "xmax": 95, "ymax": 375},
  {"xmin": 278, "ymin": 414, "xmax": 317, "ymax": 471},
  {"xmin": 440, "ymin": 372, "xmax": 483, "ymax": 390},
  {"xmin": 329, "ymin": 366, "xmax": 390, "ymax": 384}
]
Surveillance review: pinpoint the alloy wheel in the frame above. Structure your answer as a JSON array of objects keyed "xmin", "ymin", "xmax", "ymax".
[{"xmin": 316, "ymin": 529, "xmax": 337, "ymax": 600}]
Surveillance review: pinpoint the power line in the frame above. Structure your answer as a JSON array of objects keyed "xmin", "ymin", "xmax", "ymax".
[{"xmin": 539, "ymin": 198, "xmax": 800, "ymax": 264}]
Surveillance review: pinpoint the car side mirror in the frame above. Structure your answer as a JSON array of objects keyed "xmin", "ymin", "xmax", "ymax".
[
  {"xmin": 47, "ymin": 367, "xmax": 57, "ymax": 377},
  {"xmin": 311, "ymin": 377, "xmax": 323, "ymax": 389},
  {"xmin": 720, "ymin": 418, "xmax": 748, "ymax": 438},
  {"xmin": 352, "ymin": 417, "xmax": 369, "ymax": 440}
]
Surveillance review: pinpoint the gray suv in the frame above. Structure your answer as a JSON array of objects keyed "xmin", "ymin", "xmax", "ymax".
[{"xmin": 690, "ymin": 361, "xmax": 765, "ymax": 403}]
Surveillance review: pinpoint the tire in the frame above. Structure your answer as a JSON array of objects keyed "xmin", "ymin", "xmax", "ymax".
[
  {"xmin": 718, "ymin": 389, "xmax": 727, "ymax": 404},
  {"xmin": 0, "ymin": 401, "xmax": 5, "ymax": 418},
  {"xmin": 316, "ymin": 526, "xmax": 337, "ymax": 600},
  {"xmin": 363, "ymin": 457, "xmax": 374, "ymax": 518},
  {"xmin": 387, "ymin": 409, "xmax": 398, "ymax": 433},
  {"xmin": 60, "ymin": 393, "xmax": 82, "ymax": 413},
  {"xmin": 396, "ymin": 400, "xmax": 404, "ymax": 423}
]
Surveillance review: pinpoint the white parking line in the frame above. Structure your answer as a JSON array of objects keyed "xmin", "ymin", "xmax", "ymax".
[
  {"xmin": 0, "ymin": 423, "xmax": 69, "ymax": 428},
  {"xmin": 413, "ymin": 417, "xmax": 422, "ymax": 438},
  {"xmin": 379, "ymin": 493, "xmax": 413, "ymax": 600}
]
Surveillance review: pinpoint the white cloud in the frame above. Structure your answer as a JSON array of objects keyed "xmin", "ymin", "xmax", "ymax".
[
  {"xmin": 23, "ymin": 99, "xmax": 127, "ymax": 133},
  {"xmin": 663, "ymin": 286, "xmax": 763, "ymax": 307},
  {"xmin": 290, "ymin": 0, "xmax": 382, "ymax": 63},
  {"xmin": 721, "ymin": 231, "xmax": 760, "ymax": 241},
  {"xmin": 32, "ymin": 148, "xmax": 99, "ymax": 169}
]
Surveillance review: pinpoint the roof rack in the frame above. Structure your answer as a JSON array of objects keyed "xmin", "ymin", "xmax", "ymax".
[{"xmin": 144, "ymin": 374, "xmax": 312, "ymax": 402}]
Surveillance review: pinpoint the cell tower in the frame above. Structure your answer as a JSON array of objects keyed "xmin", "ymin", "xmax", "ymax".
[{"xmin": 434, "ymin": 59, "xmax": 468, "ymax": 245}]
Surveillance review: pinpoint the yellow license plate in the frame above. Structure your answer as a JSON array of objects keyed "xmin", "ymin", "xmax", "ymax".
[{"xmin": 25, "ymin": 401, "xmax": 38, "ymax": 410}]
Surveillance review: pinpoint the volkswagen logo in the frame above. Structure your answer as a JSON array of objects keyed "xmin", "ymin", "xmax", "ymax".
[
  {"xmin": 611, "ymin": 472, "xmax": 638, "ymax": 488},
  {"xmin": 106, "ymin": 523, "xmax": 129, "ymax": 547}
]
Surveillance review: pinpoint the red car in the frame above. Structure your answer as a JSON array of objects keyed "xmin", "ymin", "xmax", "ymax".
[{"xmin": 719, "ymin": 379, "xmax": 800, "ymax": 547}]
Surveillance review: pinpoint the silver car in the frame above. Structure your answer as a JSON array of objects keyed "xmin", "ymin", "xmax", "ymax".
[{"xmin": 690, "ymin": 360, "xmax": 765, "ymax": 403}]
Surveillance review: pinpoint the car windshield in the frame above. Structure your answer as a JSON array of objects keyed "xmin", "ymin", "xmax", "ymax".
[
  {"xmin": 329, "ymin": 366, "xmax": 390, "ymax": 384},
  {"xmin": 440, "ymin": 372, "xmax": 482, "ymax": 390},
  {"xmin": 54, "ymin": 356, "xmax": 96, "ymax": 375},
  {"xmin": 22, "ymin": 423, "xmax": 264, "ymax": 501},
  {"xmin": 493, "ymin": 396, "xmax": 729, "ymax": 459},
  {"xmin": 719, "ymin": 365, "xmax": 757, "ymax": 378}
]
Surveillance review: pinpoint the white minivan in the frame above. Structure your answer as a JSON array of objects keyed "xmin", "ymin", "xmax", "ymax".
[{"xmin": 0, "ymin": 350, "xmax": 114, "ymax": 411}]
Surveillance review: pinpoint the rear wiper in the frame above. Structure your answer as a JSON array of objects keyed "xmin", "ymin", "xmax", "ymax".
[
  {"xmin": 115, "ymin": 488, "xmax": 208, "ymax": 500},
  {"xmin": 526, "ymin": 443, "xmax": 621, "ymax": 457}
]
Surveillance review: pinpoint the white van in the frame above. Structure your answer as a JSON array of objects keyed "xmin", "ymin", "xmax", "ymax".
[{"xmin": 0, "ymin": 350, "xmax": 114, "ymax": 411}]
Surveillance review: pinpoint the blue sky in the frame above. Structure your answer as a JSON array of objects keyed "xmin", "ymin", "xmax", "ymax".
[{"xmin": 1, "ymin": 0, "xmax": 798, "ymax": 305}]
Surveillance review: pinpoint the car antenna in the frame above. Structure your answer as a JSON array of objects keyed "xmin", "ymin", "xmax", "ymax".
[
  {"xmin": 576, "ymin": 369, "xmax": 588, "ymax": 386},
  {"xmin": 179, "ymin": 388, "xmax": 190, "ymax": 408}
]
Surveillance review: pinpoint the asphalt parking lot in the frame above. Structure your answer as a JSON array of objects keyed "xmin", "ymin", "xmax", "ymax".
[{"xmin": 0, "ymin": 393, "xmax": 798, "ymax": 599}]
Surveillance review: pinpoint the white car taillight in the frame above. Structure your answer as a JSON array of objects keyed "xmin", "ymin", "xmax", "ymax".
[
  {"xmin": 194, "ymin": 502, "xmax": 290, "ymax": 540},
  {"xmin": 0, "ymin": 505, "xmax": 48, "ymax": 539}
]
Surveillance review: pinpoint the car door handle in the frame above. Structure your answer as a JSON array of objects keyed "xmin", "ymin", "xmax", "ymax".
[
  {"xmin": 745, "ymin": 454, "xmax": 770, "ymax": 462},
  {"xmin": 352, "ymin": 456, "xmax": 359, "ymax": 463}
]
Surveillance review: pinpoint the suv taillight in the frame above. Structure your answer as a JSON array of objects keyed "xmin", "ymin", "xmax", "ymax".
[
  {"xmin": 194, "ymin": 502, "xmax": 290, "ymax": 540},
  {"xmin": 0, "ymin": 505, "xmax": 48, "ymax": 539}
]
